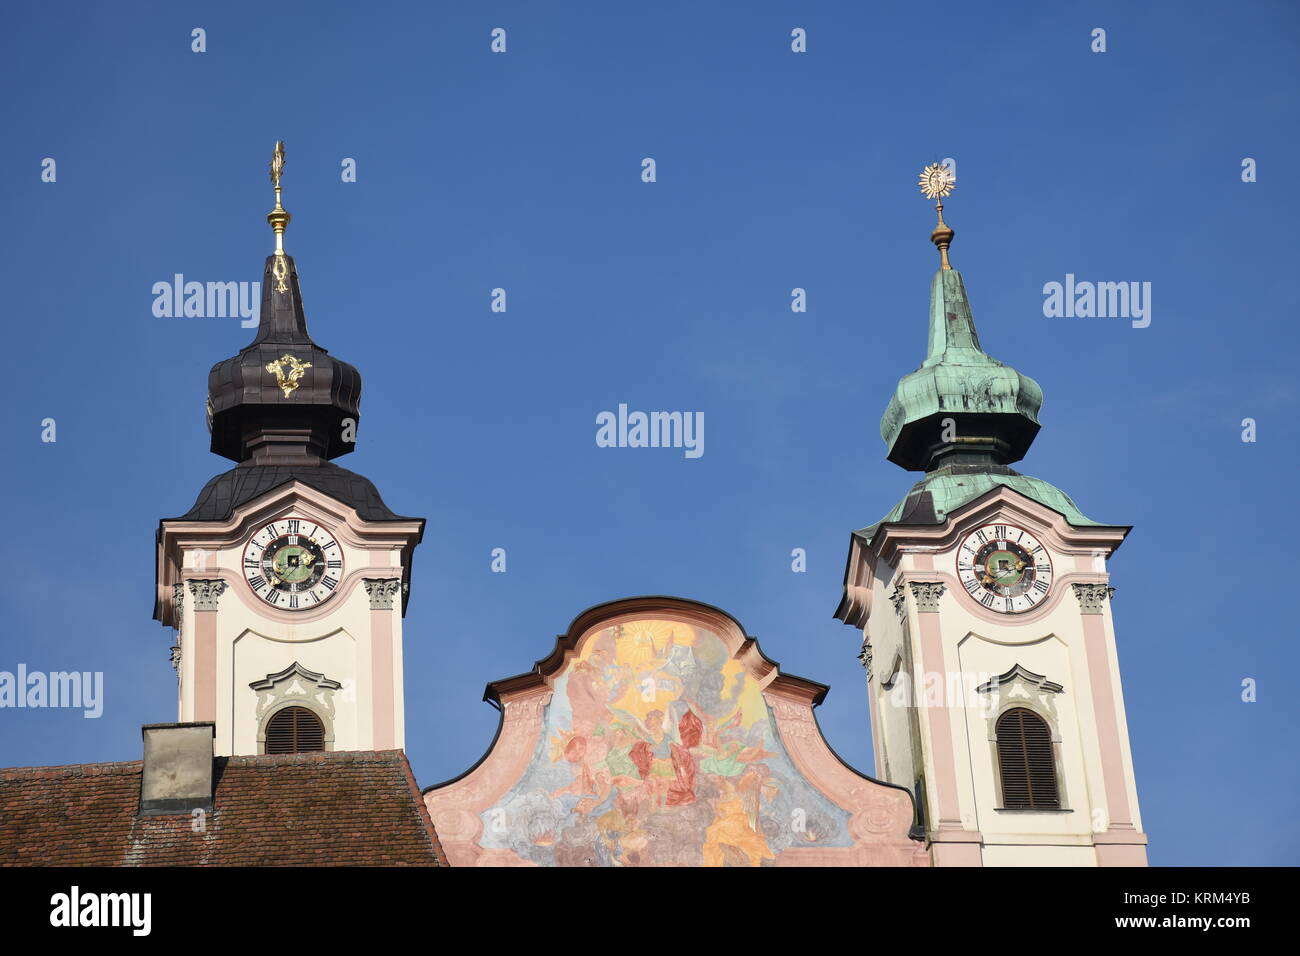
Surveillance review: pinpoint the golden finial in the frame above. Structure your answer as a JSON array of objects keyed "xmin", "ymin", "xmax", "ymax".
[
  {"xmin": 267, "ymin": 141, "xmax": 291, "ymax": 290},
  {"xmin": 918, "ymin": 162, "xmax": 956, "ymax": 270}
]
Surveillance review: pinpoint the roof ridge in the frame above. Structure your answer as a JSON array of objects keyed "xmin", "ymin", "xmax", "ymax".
[
  {"xmin": 223, "ymin": 748, "xmax": 404, "ymax": 767},
  {"xmin": 395, "ymin": 751, "xmax": 449, "ymax": 866},
  {"xmin": 0, "ymin": 759, "xmax": 142, "ymax": 779}
]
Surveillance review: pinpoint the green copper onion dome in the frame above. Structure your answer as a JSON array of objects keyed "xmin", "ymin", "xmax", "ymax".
[{"xmin": 879, "ymin": 214, "xmax": 1043, "ymax": 472}]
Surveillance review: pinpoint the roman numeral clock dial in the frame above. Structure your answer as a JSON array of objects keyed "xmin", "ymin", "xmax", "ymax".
[
  {"xmin": 241, "ymin": 519, "xmax": 344, "ymax": 610},
  {"xmin": 956, "ymin": 523, "xmax": 1053, "ymax": 614}
]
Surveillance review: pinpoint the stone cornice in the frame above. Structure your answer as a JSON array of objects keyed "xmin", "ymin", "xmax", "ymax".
[
  {"xmin": 975, "ymin": 663, "xmax": 1064, "ymax": 695},
  {"xmin": 484, "ymin": 596, "xmax": 828, "ymax": 709},
  {"xmin": 172, "ymin": 565, "xmax": 408, "ymax": 626},
  {"xmin": 155, "ymin": 480, "xmax": 423, "ymax": 627},
  {"xmin": 837, "ymin": 485, "xmax": 1126, "ymax": 632},
  {"xmin": 872, "ymin": 485, "xmax": 1128, "ymax": 567}
]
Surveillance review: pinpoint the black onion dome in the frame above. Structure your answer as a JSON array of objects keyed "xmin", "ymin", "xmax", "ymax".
[{"xmin": 207, "ymin": 254, "xmax": 361, "ymax": 464}]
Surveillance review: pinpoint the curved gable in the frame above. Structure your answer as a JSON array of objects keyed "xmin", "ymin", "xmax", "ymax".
[{"xmin": 424, "ymin": 597, "xmax": 926, "ymax": 867}]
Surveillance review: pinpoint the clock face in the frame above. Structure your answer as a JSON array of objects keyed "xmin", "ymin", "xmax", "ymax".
[
  {"xmin": 241, "ymin": 518, "xmax": 344, "ymax": 610},
  {"xmin": 956, "ymin": 523, "xmax": 1053, "ymax": 614}
]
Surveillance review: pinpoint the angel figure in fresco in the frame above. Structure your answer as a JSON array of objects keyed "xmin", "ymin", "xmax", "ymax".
[
  {"xmin": 549, "ymin": 729, "xmax": 614, "ymax": 815},
  {"xmin": 702, "ymin": 771, "xmax": 778, "ymax": 867},
  {"xmin": 566, "ymin": 659, "xmax": 611, "ymax": 735}
]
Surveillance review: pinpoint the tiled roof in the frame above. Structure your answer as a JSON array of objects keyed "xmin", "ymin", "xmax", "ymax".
[{"xmin": 0, "ymin": 750, "xmax": 447, "ymax": 867}]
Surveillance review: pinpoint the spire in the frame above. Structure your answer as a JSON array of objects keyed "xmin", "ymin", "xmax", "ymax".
[
  {"xmin": 879, "ymin": 166, "xmax": 1043, "ymax": 473},
  {"xmin": 205, "ymin": 143, "xmax": 362, "ymax": 465},
  {"xmin": 266, "ymin": 141, "xmax": 292, "ymax": 294}
]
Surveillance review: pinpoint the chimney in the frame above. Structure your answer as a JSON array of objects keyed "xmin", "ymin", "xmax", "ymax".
[{"xmin": 139, "ymin": 722, "xmax": 215, "ymax": 815}]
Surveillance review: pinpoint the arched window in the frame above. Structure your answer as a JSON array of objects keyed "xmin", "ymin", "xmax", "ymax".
[
  {"xmin": 264, "ymin": 706, "xmax": 326, "ymax": 754},
  {"xmin": 995, "ymin": 708, "xmax": 1059, "ymax": 809}
]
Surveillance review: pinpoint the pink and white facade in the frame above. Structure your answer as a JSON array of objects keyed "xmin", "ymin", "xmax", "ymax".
[
  {"xmin": 839, "ymin": 487, "xmax": 1148, "ymax": 866},
  {"xmin": 155, "ymin": 482, "xmax": 422, "ymax": 757}
]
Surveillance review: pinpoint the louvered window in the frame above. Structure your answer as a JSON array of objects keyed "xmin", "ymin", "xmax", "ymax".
[
  {"xmin": 996, "ymin": 708, "xmax": 1059, "ymax": 809},
  {"xmin": 265, "ymin": 706, "xmax": 325, "ymax": 754}
]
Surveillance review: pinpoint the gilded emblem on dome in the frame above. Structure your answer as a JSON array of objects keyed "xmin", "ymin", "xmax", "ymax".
[
  {"xmin": 918, "ymin": 162, "xmax": 956, "ymax": 200},
  {"xmin": 265, "ymin": 354, "xmax": 312, "ymax": 397}
]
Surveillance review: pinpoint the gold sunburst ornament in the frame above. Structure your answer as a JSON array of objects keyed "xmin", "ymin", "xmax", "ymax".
[
  {"xmin": 918, "ymin": 162, "xmax": 956, "ymax": 270},
  {"xmin": 918, "ymin": 162, "xmax": 955, "ymax": 200}
]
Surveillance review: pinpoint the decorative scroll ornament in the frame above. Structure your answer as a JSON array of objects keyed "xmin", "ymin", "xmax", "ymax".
[
  {"xmin": 271, "ymin": 254, "xmax": 289, "ymax": 294},
  {"xmin": 265, "ymin": 353, "xmax": 312, "ymax": 397},
  {"xmin": 976, "ymin": 663, "xmax": 1064, "ymax": 695},
  {"xmin": 1072, "ymin": 582, "xmax": 1116, "ymax": 614},
  {"xmin": 187, "ymin": 579, "xmax": 228, "ymax": 611},
  {"xmin": 249, "ymin": 661, "xmax": 341, "ymax": 724}
]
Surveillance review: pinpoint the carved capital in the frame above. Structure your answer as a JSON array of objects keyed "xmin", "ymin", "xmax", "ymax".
[
  {"xmin": 169, "ymin": 645, "xmax": 182, "ymax": 675},
  {"xmin": 1072, "ymin": 582, "xmax": 1115, "ymax": 614},
  {"xmin": 908, "ymin": 581, "xmax": 946, "ymax": 613},
  {"xmin": 363, "ymin": 577, "xmax": 402, "ymax": 610},
  {"xmin": 172, "ymin": 582, "xmax": 185, "ymax": 615},
  {"xmin": 187, "ymin": 579, "xmax": 227, "ymax": 611}
]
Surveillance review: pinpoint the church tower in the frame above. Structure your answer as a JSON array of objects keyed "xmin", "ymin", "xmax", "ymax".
[
  {"xmin": 835, "ymin": 166, "xmax": 1147, "ymax": 866},
  {"xmin": 154, "ymin": 144, "xmax": 424, "ymax": 757}
]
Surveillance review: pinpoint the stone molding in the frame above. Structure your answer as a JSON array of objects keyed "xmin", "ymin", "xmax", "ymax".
[
  {"xmin": 249, "ymin": 662, "xmax": 342, "ymax": 752},
  {"xmin": 975, "ymin": 663, "xmax": 1064, "ymax": 696}
]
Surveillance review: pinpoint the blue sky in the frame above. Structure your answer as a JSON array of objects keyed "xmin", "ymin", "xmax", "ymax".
[{"xmin": 2, "ymin": 1, "xmax": 1297, "ymax": 866}]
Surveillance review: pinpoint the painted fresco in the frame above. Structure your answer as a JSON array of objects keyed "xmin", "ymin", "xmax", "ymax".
[{"xmin": 478, "ymin": 619, "xmax": 852, "ymax": 866}]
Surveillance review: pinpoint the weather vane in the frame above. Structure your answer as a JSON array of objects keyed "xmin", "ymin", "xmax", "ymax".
[
  {"xmin": 267, "ymin": 141, "xmax": 292, "ymax": 291},
  {"xmin": 918, "ymin": 162, "xmax": 956, "ymax": 270}
]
